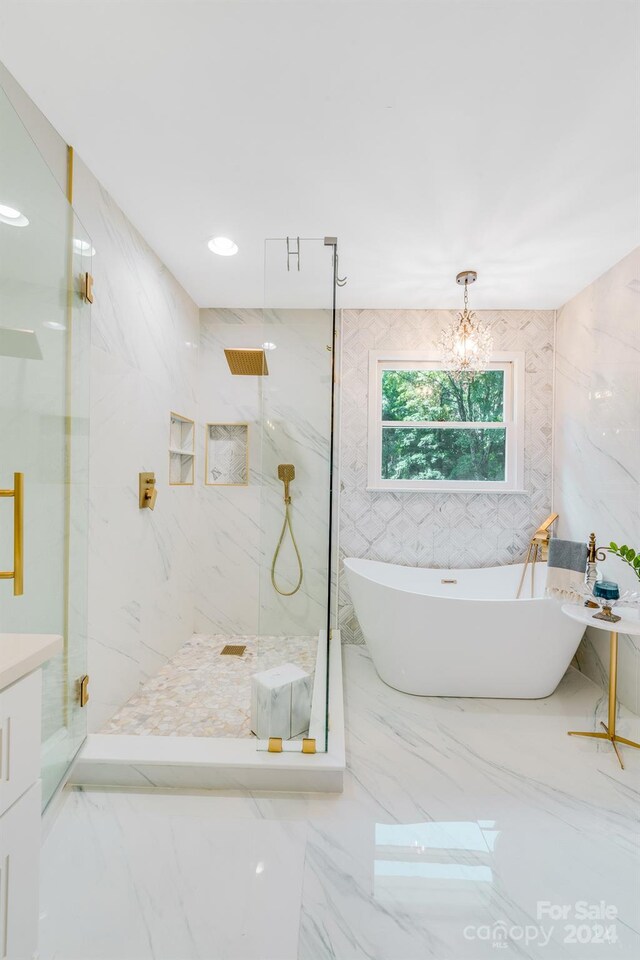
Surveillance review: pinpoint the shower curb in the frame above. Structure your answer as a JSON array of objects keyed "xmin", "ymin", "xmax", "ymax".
[{"xmin": 69, "ymin": 631, "xmax": 344, "ymax": 793}]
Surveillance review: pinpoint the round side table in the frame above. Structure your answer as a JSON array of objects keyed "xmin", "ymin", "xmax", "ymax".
[{"xmin": 562, "ymin": 603, "xmax": 640, "ymax": 769}]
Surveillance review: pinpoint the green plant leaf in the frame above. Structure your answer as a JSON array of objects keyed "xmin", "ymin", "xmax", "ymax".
[{"xmin": 609, "ymin": 540, "xmax": 640, "ymax": 580}]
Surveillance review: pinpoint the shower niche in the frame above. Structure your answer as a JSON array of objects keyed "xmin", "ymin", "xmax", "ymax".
[
  {"xmin": 205, "ymin": 422, "xmax": 249, "ymax": 486},
  {"xmin": 169, "ymin": 412, "xmax": 195, "ymax": 485}
]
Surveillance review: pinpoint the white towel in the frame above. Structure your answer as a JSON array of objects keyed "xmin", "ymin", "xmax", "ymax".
[{"xmin": 545, "ymin": 538, "xmax": 588, "ymax": 602}]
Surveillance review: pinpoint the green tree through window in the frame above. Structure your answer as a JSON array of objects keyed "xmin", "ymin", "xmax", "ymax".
[{"xmin": 380, "ymin": 369, "xmax": 506, "ymax": 482}]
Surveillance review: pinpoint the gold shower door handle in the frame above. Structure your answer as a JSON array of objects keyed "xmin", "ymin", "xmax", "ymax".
[{"xmin": 0, "ymin": 473, "xmax": 24, "ymax": 596}]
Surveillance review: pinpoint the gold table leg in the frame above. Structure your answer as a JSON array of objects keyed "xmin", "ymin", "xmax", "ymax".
[{"xmin": 568, "ymin": 630, "xmax": 640, "ymax": 769}]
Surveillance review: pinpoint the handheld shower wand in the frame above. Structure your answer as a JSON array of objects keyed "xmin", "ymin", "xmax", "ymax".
[
  {"xmin": 278, "ymin": 463, "xmax": 295, "ymax": 504},
  {"xmin": 271, "ymin": 464, "xmax": 303, "ymax": 596}
]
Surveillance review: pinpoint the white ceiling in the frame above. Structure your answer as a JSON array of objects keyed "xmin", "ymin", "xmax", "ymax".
[{"xmin": 0, "ymin": 0, "xmax": 638, "ymax": 309}]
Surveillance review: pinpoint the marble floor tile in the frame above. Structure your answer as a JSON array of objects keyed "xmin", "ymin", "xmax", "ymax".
[
  {"xmin": 101, "ymin": 633, "xmax": 317, "ymax": 738},
  {"xmin": 40, "ymin": 790, "xmax": 306, "ymax": 960},
  {"xmin": 41, "ymin": 647, "xmax": 640, "ymax": 959}
]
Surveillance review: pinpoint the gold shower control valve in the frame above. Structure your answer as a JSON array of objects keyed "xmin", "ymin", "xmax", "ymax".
[{"xmin": 139, "ymin": 472, "xmax": 157, "ymax": 510}]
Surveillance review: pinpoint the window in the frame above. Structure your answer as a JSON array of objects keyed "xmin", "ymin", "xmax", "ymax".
[{"xmin": 367, "ymin": 352, "xmax": 524, "ymax": 492}]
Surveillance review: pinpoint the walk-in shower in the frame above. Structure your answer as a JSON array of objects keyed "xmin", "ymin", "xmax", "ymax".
[
  {"xmin": 92, "ymin": 236, "xmax": 341, "ymax": 774},
  {"xmin": 1, "ymin": 67, "xmax": 342, "ymax": 789}
]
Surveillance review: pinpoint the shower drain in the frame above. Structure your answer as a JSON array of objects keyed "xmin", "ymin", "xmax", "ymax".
[{"xmin": 220, "ymin": 644, "xmax": 246, "ymax": 656}]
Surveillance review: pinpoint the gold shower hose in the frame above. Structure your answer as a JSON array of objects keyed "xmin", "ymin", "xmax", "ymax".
[{"xmin": 271, "ymin": 500, "xmax": 304, "ymax": 596}]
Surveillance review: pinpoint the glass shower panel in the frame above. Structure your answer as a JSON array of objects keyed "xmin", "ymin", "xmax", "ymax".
[
  {"xmin": 256, "ymin": 238, "xmax": 336, "ymax": 752},
  {"xmin": 42, "ymin": 215, "xmax": 91, "ymax": 805},
  {"xmin": 0, "ymin": 84, "xmax": 90, "ymax": 807}
]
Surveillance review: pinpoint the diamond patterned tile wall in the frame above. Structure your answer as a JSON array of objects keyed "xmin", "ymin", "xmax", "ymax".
[
  {"xmin": 337, "ymin": 309, "xmax": 555, "ymax": 643},
  {"xmin": 206, "ymin": 423, "xmax": 248, "ymax": 485}
]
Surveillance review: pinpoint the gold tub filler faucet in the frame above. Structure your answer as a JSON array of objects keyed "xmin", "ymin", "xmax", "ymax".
[
  {"xmin": 271, "ymin": 464, "xmax": 303, "ymax": 597},
  {"xmin": 516, "ymin": 513, "xmax": 559, "ymax": 598}
]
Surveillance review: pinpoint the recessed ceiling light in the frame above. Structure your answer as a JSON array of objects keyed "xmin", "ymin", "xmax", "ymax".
[
  {"xmin": 262, "ymin": 341, "xmax": 277, "ymax": 351},
  {"xmin": 73, "ymin": 238, "xmax": 96, "ymax": 257},
  {"xmin": 43, "ymin": 321, "xmax": 66, "ymax": 331},
  {"xmin": 0, "ymin": 203, "xmax": 29, "ymax": 227},
  {"xmin": 208, "ymin": 236, "xmax": 238, "ymax": 256}
]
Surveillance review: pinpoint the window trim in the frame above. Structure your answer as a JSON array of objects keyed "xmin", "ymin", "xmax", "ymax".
[{"xmin": 367, "ymin": 350, "xmax": 526, "ymax": 493}]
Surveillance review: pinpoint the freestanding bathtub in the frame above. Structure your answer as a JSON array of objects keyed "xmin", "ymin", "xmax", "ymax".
[{"xmin": 344, "ymin": 558, "xmax": 586, "ymax": 698}]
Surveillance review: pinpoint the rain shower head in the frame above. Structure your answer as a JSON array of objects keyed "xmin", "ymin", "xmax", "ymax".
[{"xmin": 224, "ymin": 348, "xmax": 269, "ymax": 376}]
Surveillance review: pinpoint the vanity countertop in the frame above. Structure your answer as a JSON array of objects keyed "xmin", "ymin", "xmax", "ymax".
[{"xmin": 0, "ymin": 633, "xmax": 63, "ymax": 692}]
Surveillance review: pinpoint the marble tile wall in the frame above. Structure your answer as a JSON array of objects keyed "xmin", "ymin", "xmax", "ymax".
[
  {"xmin": 195, "ymin": 310, "xmax": 263, "ymax": 635},
  {"xmin": 195, "ymin": 308, "xmax": 333, "ymax": 639},
  {"xmin": 554, "ymin": 247, "xmax": 640, "ymax": 714},
  {"xmin": 258, "ymin": 307, "xmax": 334, "ymax": 638},
  {"xmin": 338, "ymin": 309, "xmax": 555, "ymax": 642},
  {"xmin": 73, "ymin": 162, "xmax": 200, "ymax": 731}
]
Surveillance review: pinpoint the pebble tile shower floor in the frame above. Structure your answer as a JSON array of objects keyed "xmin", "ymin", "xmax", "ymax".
[{"xmin": 101, "ymin": 634, "xmax": 318, "ymax": 738}]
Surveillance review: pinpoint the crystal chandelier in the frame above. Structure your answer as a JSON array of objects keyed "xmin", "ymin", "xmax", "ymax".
[{"xmin": 439, "ymin": 270, "xmax": 493, "ymax": 380}]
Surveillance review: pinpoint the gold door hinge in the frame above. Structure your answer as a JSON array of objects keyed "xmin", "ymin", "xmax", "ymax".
[
  {"xmin": 268, "ymin": 737, "xmax": 283, "ymax": 753},
  {"xmin": 79, "ymin": 675, "xmax": 90, "ymax": 707},
  {"xmin": 302, "ymin": 738, "xmax": 316, "ymax": 754},
  {"xmin": 82, "ymin": 272, "xmax": 94, "ymax": 303}
]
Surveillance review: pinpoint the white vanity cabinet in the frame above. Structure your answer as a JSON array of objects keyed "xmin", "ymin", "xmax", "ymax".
[
  {"xmin": 0, "ymin": 671, "xmax": 42, "ymax": 815},
  {"xmin": 0, "ymin": 780, "xmax": 41, "ymax": 960},
  {"xmin": 0, "ymin": 634, "xmax": 63, "ymax": 960}
]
